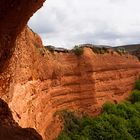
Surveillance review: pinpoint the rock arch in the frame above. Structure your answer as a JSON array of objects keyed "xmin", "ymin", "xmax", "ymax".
[{"xmin": 0, "ymin": 0, "xmax": 46, "ymax": 68}]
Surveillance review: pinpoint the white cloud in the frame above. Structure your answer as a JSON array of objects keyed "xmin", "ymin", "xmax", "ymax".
[{"xmin": 28, "ymin": 0, "xmax": 140, "ymax": 48}]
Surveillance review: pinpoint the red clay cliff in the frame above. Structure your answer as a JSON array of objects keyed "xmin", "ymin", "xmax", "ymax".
[
  {"xmin": 0, "ymin": 0, "xmax": 45, "ymax": 69},
  {"xmin": 0, "ymin": 1, "xmax": 140, "ymax": 140},
  {"xmin": 0, "ymin": 27, "xmax": 139, "ymax": 140}
]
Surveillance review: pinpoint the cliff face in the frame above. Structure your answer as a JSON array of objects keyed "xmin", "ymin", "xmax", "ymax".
[
  {"xmin": 0, "ymin": 27, "xmax": 139, "ymax": 140},
  {"xmin": 0, "ymin": 98, "xmax": 42, "ymax": 140},
  {"xmin": 0, "ymin": 0, "xmax": 45, "ymax": 69},
  {"xmin": 0, "ymin": 1, "xmax": 140, "ymax": 140}
]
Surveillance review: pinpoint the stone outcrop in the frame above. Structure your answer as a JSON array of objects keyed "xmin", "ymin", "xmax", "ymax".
[
  {"xmin": 0, "ymin": 98, "xmax": 42, "ymax": 140},
  {"xmin": 0, "ymin": 27, "xmax": 139, "ymax": 140},
  {"xmin": 0, "ymin": 1, "xmax": 140, "ymax": 140},
  {"xmin": 0, "ymin": 0, "xmax": 45, "ymax": 69}
]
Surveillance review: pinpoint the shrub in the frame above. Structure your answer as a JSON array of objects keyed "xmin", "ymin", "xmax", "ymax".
[
  {"xmin": 134, "ymin": 102, "xmax": 140, "ymax": 113},
  {"xmin": 128, "ymin": 117, "xmax": 140, "ymax": 139},
  {"xmin": 91, "ymin": 47, "xmax": 107, "ymax": 54},
  {"xmin": 57, "ymin": 110, "xmax": 81, "ymax": 137},
  {"xmin": 135, "ymin": 79, "xmax": 140, "ymax": 90},
  {"xmin": 131, "ymin": 90, "xmax": 140, "ymax": 103},
  {"xmin": 103, "ymin": 102, "xmax": 117, "ymax": 114},
  {"xmin": 116, "ymin": 47, "xmax": 126, "ymax": 55},
  {"xmin": 72, "ymin": 46, "xmax": 83, "ymax": 56},
  {"xmin": 117, "ymin": 102, "xmax": 139, "ymax": 119},
  {"xmin": 57, "ymin": 132, "xmax": 71, "ymax": 140},
  {"xmin": 100, "ymin": 47, "xmax": 108, "ymax": 54},
  {"xmin": 46, "ymin": 45, "xmax": 55, "ymax": 53},
  {"xmin": 57, "ymin": 80, "xmax": 140, "ymax": 140}
]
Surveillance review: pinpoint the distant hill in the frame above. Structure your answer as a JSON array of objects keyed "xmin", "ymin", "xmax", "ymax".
[
  {"xmin": 45, "ymin": 44, "xmax": 140, "ymax": 60},
  {"xmin": 113, "ymin": 44, "xmax": 140, "ymax": 59}
]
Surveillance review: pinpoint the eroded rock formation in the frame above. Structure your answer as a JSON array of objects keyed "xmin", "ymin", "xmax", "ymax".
[
  {"xmin": 0, "ymin": 0, "xmax": 45, "ymax": 69},
  {"xmin": 0, "ymin": 98, "xmax": 42, "ymax": 140},
  {"xmin": 0, "ymin": 1, "xmax": 140, "ymax": 140},
  {"xmin": 0, "ymin": 27, "xmax": 139, "ymax": 140}
]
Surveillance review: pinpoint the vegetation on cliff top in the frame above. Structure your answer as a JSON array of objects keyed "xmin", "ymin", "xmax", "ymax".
[
  {"xmin": 57, "ymin": 79, "xmax": 140, "ymax": 140},
  {"xmin": 72, "ymin": 45, "xmax": 84, "ymax": 56}
]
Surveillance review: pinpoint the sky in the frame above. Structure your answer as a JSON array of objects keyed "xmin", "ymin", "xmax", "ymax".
[{"xmin": 28, "ymin": 0, "xmax": 140, "ymax": 49}]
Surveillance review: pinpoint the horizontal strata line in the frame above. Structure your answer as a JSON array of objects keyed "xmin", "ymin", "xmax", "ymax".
[
  {"xmin": 95, "ymin": 79, "xmax": 135, "ymax": 88},
  {"xmin": 95, "ymin": 68, "xmax": 140, "ymax": 73},
  {"xmin": 95, "ymin": 88, "xmax": 132, "ymax": 97},
  {"xmin": 86, "ymin": 67, "xmax": 140, "ymax": 73},
  {"xmin": 62, "ymin": 74, "xmax": 133, "ymax": 81},
  {"xmin": 95, "ymin": 85, "xmax": 133, "ymax": 93},
  {"xmin": 95, "ymin": 75, "xmax": 137, "ymax": 82},
  {"xmin": 50, "ymin": 89, "xmax": 94, "ymax": 97},
  {"xmin": 95, "ymin": 86, "xmax": 132, "ymax": 92},
  {"xmin": 52, "ymin": 97, "xmax": 95, "ymax": 107},
  {"xmin": 52, "ymin": 102, "xmax": 94, "ymax": 109},
  {"xmin": 96, "ymin": 92, "xmax": 125, "ymax": 98},
  {"xmin": 56, "ymin": 103, "xmax": 93, "ymax": 111},
  {"xmin": 40, "ymin": 82, "xmax": 94, "ymax": 92},
  {"xmin": 95, "ymin": 71, "xmax": 138, "ymax": 77},
  {"xmin": 95, "ymin": 70, "xmax": 139, "ymax": 78},
  {"xmin": 63, "ymin": 83, "xmax": 81, "ymax": 86},
  {"xmin": 63, "ymin": 73, "xmax": 81, "ymax": 77},
  {"xmin": 51, "ymin": 94, "xmax": 95, "ymax": 101},
  {"xmin": 63, "ymin": 67, "xmax": 140, "ymax": 77},
  {"xmin": 62, "ymin": 82, "xmax": 95, "ymax": 87},
  {"xmin": 96, "ymin": 75, "xmax": 136, "ymax": 82},
  {"xmin": 95, "ymin": 86, "xmax": 132, "ymax": 93},
  {"xmin": 52, "ymin": 95, "xmax": 95, "ymax": 102},
  {"xmin": 95, "ymin": 80, "xmax": 135, "ymax": 91},
  {"xmin": 92, "ymin": 66, "xmax": 140, "ymax": 73}
]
